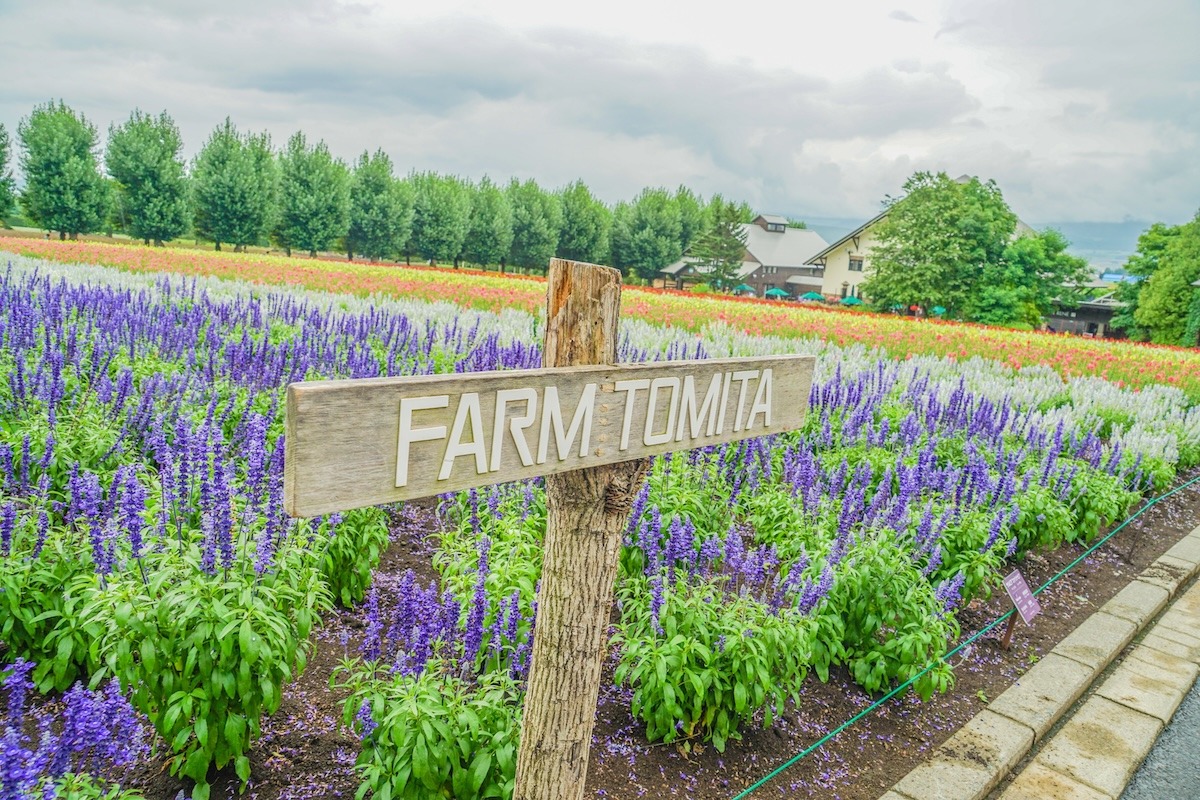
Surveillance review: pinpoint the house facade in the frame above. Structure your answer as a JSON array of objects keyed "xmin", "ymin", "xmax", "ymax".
[
  {"xmin": 661, "ymin": 215, "xmax": 828, "ymax": 296},
  {"xmin": 804, "ymin": 210, "xmax": 887, "ymax": 300}
]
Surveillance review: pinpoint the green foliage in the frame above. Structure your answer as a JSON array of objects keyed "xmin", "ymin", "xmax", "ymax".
[
  {"xmin": 689, "ymin": 197, "xmax": 749, "ymax": 290},
  {"xmin": 966, "ymin": 229, "xmax": 1090, "ymax": 327},
  {"xmin": 505, "ymin": 178, "xmax": 562, "ymax": 271},
  {"xmin": 318, "ymin": 507, "xmax": 391, "ymax": 607},
  {"xmin": 273, "ymin": 132, "xmax": 351, "ymax": 257},
  {"xmin": 1111, "ymin": 222, "xmax": 1181, "ymax": 340},
  {"xmin": 674, "ymin": 185, "xmax": 705, "ymax": 256},
  {"xmin": 461, "ymin": 176, "xmax": 513, "ymax": 267},
  {"xmin": 614, "ymin": 578, "xmax": 816, "ymax": 752},
  {"xmin": 611, "ymin": 188, "xmax": 684, "ymax": 281},
  {"xmin": 86, "ymin": 541, "xmax": 330, "ymax": 799},
  {"xmin": 345, "ymin": 149, "xmax": 413, "ymax": 261},
  {"xmin": 17, "ymin": 101, "xmax": 110, "ymax": 237},
  {"xmin": 1131, "ymin": 212, "xmax": 1200, "ymax": 345},
  {"xmin": 105, "ymin": 110, "xmax": 190, "ymax": 245},
  {"xmin": 0, "ymin": 122, "xmax": 15, "ymax": 220},
  {"xmin": 556, "ymin": 179, "xmax": 611, "ymax": 264},
  {"xmin": 409, "ymin": 172, "xmax": 472, "ymax": 265},
  {"xmin": 821, "ymin": 534, "xmax": 959, "ymax": 699},
  {"xmin": 40, "ymin": 773, "xmax": 147, "ymax": 800},
  {"xmin": 191, "ymin": 119, "xmax": 278, "ymax": 251},
  {"xmin": 862, "ymin": 171, "xmax": 1017, "ymax": 319},
  {"xmin": 336, "ymin": 666, "xmax": 522, "ymax": 800}
]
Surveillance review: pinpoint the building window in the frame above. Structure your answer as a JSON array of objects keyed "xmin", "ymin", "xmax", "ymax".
[
  {"xmin": 841, "ymin": 282, "xmax": 849, "ymax": 299},
  {"xmin": 767, "ymin": 223, "xmax": 785, "ymax": 232},
  {"xmin": 849, "ymin": 256, "xmax": 864, "ymax": 272}
]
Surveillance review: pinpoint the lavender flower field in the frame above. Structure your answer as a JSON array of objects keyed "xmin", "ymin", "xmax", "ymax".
[{"xmin": 2, "ymin": 254, "xmax": 1199, "ymax": 800}]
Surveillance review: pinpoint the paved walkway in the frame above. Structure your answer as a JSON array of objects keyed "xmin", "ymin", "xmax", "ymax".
[
  {"xmin": 877, "ymin": 525, "xmax": 1200, "ymax": 800},
  {"xmin": 1122, "ymin": 678, "xmax": 1200, "ymax": 798}
]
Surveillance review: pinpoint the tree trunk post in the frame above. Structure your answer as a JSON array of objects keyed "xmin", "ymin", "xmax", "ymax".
[{"xmin": 512, "ymin": 259, "xmax": 648, "ymax": 800}]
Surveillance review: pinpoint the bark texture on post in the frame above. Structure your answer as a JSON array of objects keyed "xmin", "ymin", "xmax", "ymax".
[{"xmin": 513, "ymin": 259, "xmax": 649, "ymax": 800}]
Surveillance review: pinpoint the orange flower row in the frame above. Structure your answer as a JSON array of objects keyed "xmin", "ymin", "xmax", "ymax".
[{"xmin": 4, "ymin": 238, "xmax": 1197, "ymax": 399}]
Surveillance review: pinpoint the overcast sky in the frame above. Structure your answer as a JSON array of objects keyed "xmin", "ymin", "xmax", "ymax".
[{"xmin": 1, "ymin": 0, "xmax": 1196, "ymax": 224}]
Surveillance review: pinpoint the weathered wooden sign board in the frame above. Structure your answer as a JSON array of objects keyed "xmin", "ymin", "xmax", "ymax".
[
  {"xmin": 284, "ymin": 355, "xmax": 813, "ymax": 516},
  {"xmin": 283, "ymin": 259, "xmax": 815, "ymax": 800}
]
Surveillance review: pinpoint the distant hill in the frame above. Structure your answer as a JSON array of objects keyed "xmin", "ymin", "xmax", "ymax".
[{"xmin": 793, "ymin": 215, "xmax": 1150, "ymax": 272}]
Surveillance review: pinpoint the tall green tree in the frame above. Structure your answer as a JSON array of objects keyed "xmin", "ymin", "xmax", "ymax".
[
  {"xmin": 0, "ymin": 123, "xmax": 15, "ymax": 222},
  {"xmin": 273, "ymin": 132, "xmax": 350, "ymax": 258},
  {"xmin": 703, "ymin": 194, "xmax": 755, "ymax": 228},
  {"xmin": 675, "ymin": 185, "xmax": 705, "ymax": 256},
  {"xmin": 965, "ymin": 229, "xmax": 1089, "ymax": 327},
  {"xmin": 1110, "ymin": 222, "xmax": 1182, "ymax": 340},
  {"xmin": 105, "ymin": 110, "xmax": 189, "ymax": 245},
  {"xmin": 17, "ymin": 101, "xmax": 109, "ymax": 239},
  {"xmin": 506, "ymin": 178, "xmax": 563, "ymax": 272},
  {"xmin": 408, "ymin": 172, "xmax": 472, "ymax": 265},
  {"xmin": 611, "ymin": 187, "xmax": 683, "ymax": 281},
  {"xmin": 1132, "ymin": 212, "xmax": 1200, "ymax": 345},
  {"xmin": 689, "ymin": 198, "xmax": 748, "ymax": 290},
  {"xmin": 191, "ymin": 119, "xmax": 277, "ymax": 251},
  {"xmin": 556, "ymin": 179, "xmax": 610, "ymax": 265},
  {"xmin": 461, "ymin": 176, "xmax": 513, "ymax": 268},
  {"xmin": 344, "ymin": 149, "xmax": 413, "ymax": 261},
  {"xmin": 861, "ymin": 172, "xmax": 1017, "ymax": 317}
]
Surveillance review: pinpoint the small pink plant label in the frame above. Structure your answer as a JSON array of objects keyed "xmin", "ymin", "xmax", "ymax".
[{"xmin": 1003, "ymin": 569, "xmax": 1042, "ymax": 626}]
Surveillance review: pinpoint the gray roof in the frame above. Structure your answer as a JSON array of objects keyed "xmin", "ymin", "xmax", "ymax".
[
  {"xmin": 757, "ymin": 214, "xmax": 790, "ymax": 226},
  {"xmin": 661, "ymin": 224, "xmax": 829, "ymax": 278},
  {"xmin": 784, "ymin": 275, "xmax": 823, "ymax": 288},
  {"xmin": 741, "ymin": 223, "xmax": 828, "ymax": 269}
]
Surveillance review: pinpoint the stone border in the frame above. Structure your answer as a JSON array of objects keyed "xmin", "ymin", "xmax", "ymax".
[{"xmin": 878, "ymin": 524, "xmax": 1200, "ymax": 800}]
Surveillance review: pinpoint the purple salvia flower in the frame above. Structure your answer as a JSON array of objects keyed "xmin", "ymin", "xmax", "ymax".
[
  {"xmin": 0, "ymin": 503, "xmax": 15, "ymax": 556},
  {"xmin": 356, "ymin": 700, "xmax": 377, "ymax": 739},
  {"xmin": 934, "ymin": 571, "xmax": 967, "ymax": 617},
  {"xmin": 362, "ymin": 587, "xmax": 382, "ymax": 661},
  {"xmin": 649, "ymin": 576, "xmax": 665, "ymax": 637}
]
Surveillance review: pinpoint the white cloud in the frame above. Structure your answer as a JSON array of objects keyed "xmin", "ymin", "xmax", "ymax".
[{"xmin": 0, "ymin": 0, "xmax": 1195, "ymax": 225}]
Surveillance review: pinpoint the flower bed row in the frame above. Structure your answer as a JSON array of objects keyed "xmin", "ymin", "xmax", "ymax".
[
  {"xmin": 4, "ymin": 237, "xmax": 1200, "ymax": 399},
  {"xmin": 0, "ymin": 253, "xmax": 1197, "ymax": 799}
]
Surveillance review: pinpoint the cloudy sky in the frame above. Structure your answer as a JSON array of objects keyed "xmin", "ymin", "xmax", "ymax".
[{"xmin": 1, "ymin": 0, "xmax": 1196, "ymax": 225}]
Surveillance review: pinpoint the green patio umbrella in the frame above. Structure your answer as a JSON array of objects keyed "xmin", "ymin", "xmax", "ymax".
[
  {"xmin": 931, "ymin": 306, "xmax": 947, "ymax": 316},
  {"xmin": 840, "ymin": 296, "xmax": 864, "ymax": 306},
  {"xmin": 764, "ymin": 287, "xmax": 791, "ymax": 298},
  {"xmin": 734, "ymin": 283, "xmax": 755, "ymax": 294},
  {"xmin": 800, "ymin": 291, "xmax": 825, "ymax": 301}
]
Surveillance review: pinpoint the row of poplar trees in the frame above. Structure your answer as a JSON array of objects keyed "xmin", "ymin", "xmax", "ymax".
[{"xmin": 0, "ymin": 102, "xmax": 756, "ymax": 279}]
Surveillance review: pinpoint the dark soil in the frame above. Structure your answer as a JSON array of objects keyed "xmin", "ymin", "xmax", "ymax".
[{"xmin": 22, "ymin": 477, "xmax": 1200, "ymax": 800}]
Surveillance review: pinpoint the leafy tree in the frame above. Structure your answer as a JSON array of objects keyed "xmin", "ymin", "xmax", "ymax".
[
  {"xmin": 17, "ymin": 101, "xmax": 109, "ymax": 239},
  {"xmin": 0, "ymin": 123, "xmax": 15, "ymax": 222},
  {"xmin": 1132, "ymin": 212, "xmax": 1200, "ymax": 345},
  {"xmin": 689, "ymin": 198, "xmax": 748, "ymax": 290},
  {"xmin": 105, "ymin": 110, "xmax": 189, "ymax": 245},
  {"xmin": 611, "ymin": 188, "xmax": 683, "ymax": 281},
  {"xmin": 345, "ymin": 149, "xmax": 413, "ymax": 261},
  {"xmin": 965, "ymin": 229, "xmax": 1089, "ymax": 327},
  {"xmin": 191, "ymin": 119, "xmax": 277, "ymax": 251},
  {"xmin": 1110, "ymin": 222, "xmax": 1182, "ymax": 340},
  {"xmin": 273, "ymin": 132, "xmax": 350, "ymax": 258},
  {"xmin": 861, "ymin": 172, "xmax": 1016, "ymax": 317},
  {"xmin": 703, "ymin": 194, "xmax": 755, "ymax": 227},
  {"xmin": 786, "ymin": 217, "xmax": 807, "ymax": 229},
  {"xmin": 408, "ymin": 172, "xmax": 472, "ymax": 265},
  {"xmin": 675, "ymin": 185, "xmax": 705, "ymax": 256},
  {"xmin": 506, "ymin": 178, "xmax": 563, "ymax": 272},
  {"xmin": 556, "ymin": 179, "xmax": 611, "ymax": 265},
  {"xmin": 461, "ymin": 176, "xmax": 513, "ymax": 268}
]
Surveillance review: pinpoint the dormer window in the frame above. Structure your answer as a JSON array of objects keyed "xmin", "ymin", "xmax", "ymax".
[{"xmin": 766, "ymin": 222, "xmax": 785, "ymax": 233}]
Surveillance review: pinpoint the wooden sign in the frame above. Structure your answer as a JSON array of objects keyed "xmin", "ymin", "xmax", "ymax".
[{"xmin": 284, "ymin": 355, "xmax": 814, "ymax": 517}]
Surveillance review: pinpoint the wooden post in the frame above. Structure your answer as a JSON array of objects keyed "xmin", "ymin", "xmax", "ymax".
[{"xmin": 513, "ymin": 259, "xmax": 650, "ymax": 800}]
